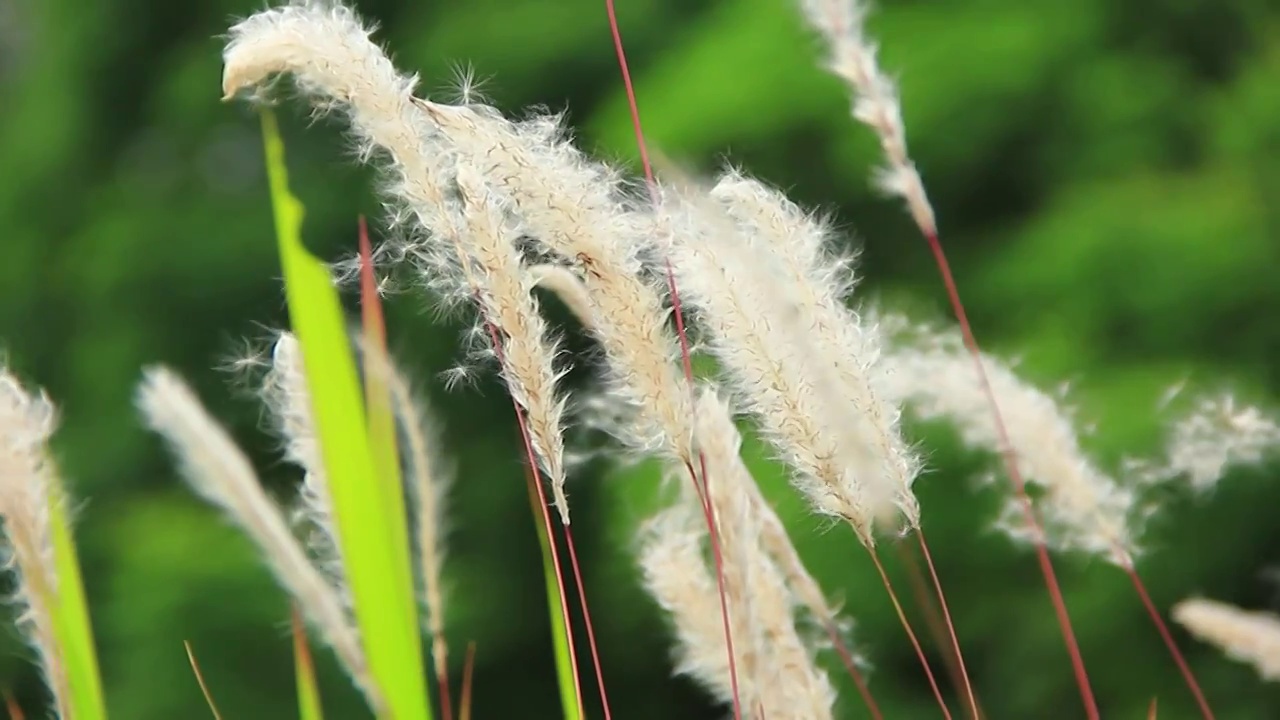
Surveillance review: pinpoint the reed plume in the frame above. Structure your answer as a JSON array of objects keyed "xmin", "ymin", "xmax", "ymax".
[
  {"xmin": 640, "ymin": 388, "xmax": 838, "ymax": 720},
  {"xmin": 416, "ymin": 99, "xmax": 695, "ymax": 467},
  {"xmin": 797, "ymin": 0, "xmax": 935, "ymax": 236},
  {"xmin": 1135, "ymin": 391, "xmax": 1280, "ymax": 492},
  {"xmin": 0, "ymin": 369, "xmax": 70, "ymax": 716},
  {"xmin": 879, "ymin": 320, "xmax": 1141, "ymax": 564},
  {"xmin": 1174, "ymin": 598, "xmax": 1280, "ymax": 682},
  {"xmin": 136, "ymin": 366, "xmax": 378, "ymax": 708},
  {"xmin": 711, "ymin": 170, "xmax": 920, "ymax": 535}
]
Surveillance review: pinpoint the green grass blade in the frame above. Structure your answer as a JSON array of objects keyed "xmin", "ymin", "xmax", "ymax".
[
  {"xmin": 356, "ymin": 219, "xmax": 417, "ymax": 636},
  {"xmin": 48, "ymin": 489, "xmax": 107, "ymax": 720},
  {"xmin": 260, "ymin": 110, "xmax": 430, "ymax": 720},
  {"xmin": 526, "ymin": 480, "xmax": 580, "ymax": 720},
  {"xmin": 292, "ymin": 608, "xmax": 325, "ymax": 720}
]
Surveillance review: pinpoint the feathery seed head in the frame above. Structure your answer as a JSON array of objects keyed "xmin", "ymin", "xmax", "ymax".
[
  {"xmin": 0, "ymin": 368, "xmax": 68, "ymax": 713},
  {"xmin": 1174, "ymin": 598, "xmax": 1280, "ymax": 681},
  {"xmin": 136, "ymin": 366, "xmax": 378, "ymax": 706},
  {"xmin": 795, "ymin": 0, "xmax": 936, "ymax": 236}
]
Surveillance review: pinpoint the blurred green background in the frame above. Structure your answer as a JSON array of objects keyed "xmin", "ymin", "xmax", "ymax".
[{"xmin": 2, "ymin": 0, "xmax": 1280, "ymax": 717}]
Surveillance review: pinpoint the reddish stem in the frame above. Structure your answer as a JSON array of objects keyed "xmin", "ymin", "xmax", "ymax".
[
  {"xmin": 869, "ymin": 546, "xmax": 953, "ymax": 719},
  {"xmin": 916, "ymin": 529, "xmax": 979, "ymax": 719},
  {"xmin": 360, "ymin": 221, "xmax": 455, "ymax": 720},
  {"xmin": 1122, "ymin": 563, "xmax": 1215, "ymax": 719},
  {"xmin": 897, "ymin": 539, "xmax": 982, "ymax": 720},
  {"xmin": 437, "ymin": 672, "xmax": 454, "ymax": 720},
  {"xmin": 919, "ymin": 229, "xmax": 1099, "ymax": 719},
  {"xmin": 481, "ymin": 316, "xmax": 593, "ymax": 720},
  {"xmin": 604, "ymin": 2, "xmax": 743, "ymax": 718},
  {"xmin": 564, "ymin": 524, "xmax": 614, "ymax": 719},
  {"xmin": 824, "ymin": 619, "xmax": 884, "ymax": 720},
  {"xmin": 686, "ymin": 455, "xmax": 746, "ymax": 720},
  {"xmin": 459, "ymin": 642, "xmax": 477, "ymax": 720}
]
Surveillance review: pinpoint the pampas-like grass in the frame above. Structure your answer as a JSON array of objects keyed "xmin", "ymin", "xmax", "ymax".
[
  {"xmin": 1174, "ymin": 598, "xmax": 1280, "ymax": 682},
  {"xmin": 711, "ymin": 170, "xmax": 920, "ymax": 535},
  {"xmin": 640, "ymin": 391, "xmax": 837, "ymax": 720},
  {"xmin": 0, "ymin": 369, "xmax": 71, "ymax": 716},
  {"xmin": 135, "ymin": 366, "xmax": 379, "ymax": 708},
  {"xmin": 878, "ymin": 320, "xmax": 1142, "ymax": 565},
  {"xmin": 798, "ymin": 0, "xmax": 935, "ymax": 236},
  {"xmin": 416, "ymin": 98, "xmax": 696, "ymax": 467},
  {"xmin": 223, "ymin": 1, "xmax": 573, "ymax": 524}
]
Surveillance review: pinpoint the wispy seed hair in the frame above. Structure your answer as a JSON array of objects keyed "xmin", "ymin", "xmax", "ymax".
[
  {"xmin": 639, "ymin": 388, "xmax": 837, "ymax": 718},
  {"xmin": 879, "ymin": 319, "xmax": 1140, "ymax": 565},
  {"xmin": 261, "ymin": 333, "xmax": 348, "ymax": 593},
  {"xmin": 657, "ymin": 173, "xmax": 897, "ymax": 545},
  {"xmin": 1138, "ymin": 392, "xmax": 1280, "ymax": 492},
  {"xmin": 414, "ymin": 99, "xmax": 696, "ymax": 465},
  {"xmin": 0, "ymin": 368, "xmax": 69, "ymax": 716}
]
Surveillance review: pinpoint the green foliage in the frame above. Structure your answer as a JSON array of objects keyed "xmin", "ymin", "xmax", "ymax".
[
  {"xmin": 48, "ymin": 490, "xmax": 107, "ymax": 720},
  {"xmin": 261, "ymin": 111, "xmax": 430, "ymax": 720},
  {"xmin": 0, "ymin": 0, "xmax": 1278, "ymax": 717}
]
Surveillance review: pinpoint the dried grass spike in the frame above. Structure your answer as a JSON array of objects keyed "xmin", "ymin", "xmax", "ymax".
[{"xmin": 136, "ymin": 367, "xmax": 378, "ymax": 708}]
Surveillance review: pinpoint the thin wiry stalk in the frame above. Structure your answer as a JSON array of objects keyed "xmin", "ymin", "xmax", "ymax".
[
  {"xmin": 1126, "ymin": 568, "xmax": 1215, "ymax": 719},
  {"xmin": 896, "ymin": 540, "xmax": 983, "ymax": 720},
  {"xmin": 135, "ymin": 367, "xmax": 378, "ymax": 709},
  {"xmin": 867, "ymin": 547, "xmax": 952, "ymax": 720}
]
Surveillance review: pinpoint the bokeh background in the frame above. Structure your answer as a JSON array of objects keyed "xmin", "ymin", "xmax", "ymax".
[{"xmin": 2, "ymin": 0, "xmax": 1280, "ymax": 717}]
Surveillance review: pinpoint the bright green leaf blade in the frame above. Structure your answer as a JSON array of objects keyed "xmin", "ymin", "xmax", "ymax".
[
  {"xmin": 48, "ymin": 489, "xmax": 107, "ymax": 720},
  {"xmin": 260, "ymin": 110, "xmax": 431, "ymax": 720},
  {"xmin": 356, "ymin": 220, "xmax": 417, "ymax": 636},
  {"xmin": 527, "ymin": 481, "xmax": 580, "ymax": 720},
  {"xmin": 292, "ymin": 608, "xmax": 325, "ymax": 720}
]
